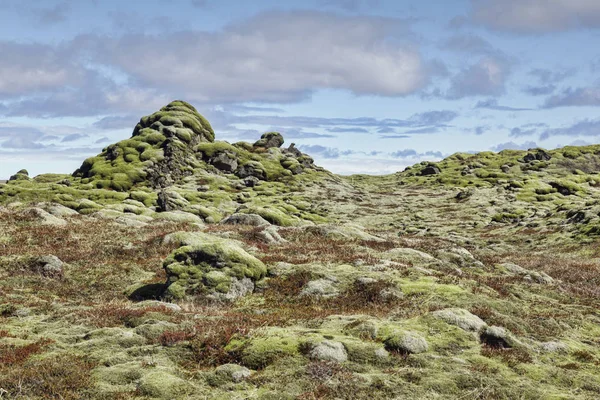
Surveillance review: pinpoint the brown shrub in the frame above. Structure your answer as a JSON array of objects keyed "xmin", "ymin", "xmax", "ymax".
[
  {"xmin": 0, "ymin": 353, "xmax": 96, "ymax": 400},
  {"xmin": 0, "ymin": 338, "xmax": 53, "ymax": 366}
]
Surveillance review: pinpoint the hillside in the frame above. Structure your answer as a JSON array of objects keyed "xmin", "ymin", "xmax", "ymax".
[{"xmin": 1, "ymin": 101, "xmax": 600, "ymax": 399}]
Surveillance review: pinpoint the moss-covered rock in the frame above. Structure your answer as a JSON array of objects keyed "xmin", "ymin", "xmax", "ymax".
[
  {"xmin": 73, "ymin": 100, "xmax": 214, "ymax": 191},
  {"xmin": 162, "ymin": 232, "xmax": 267, "ymax": 300}
]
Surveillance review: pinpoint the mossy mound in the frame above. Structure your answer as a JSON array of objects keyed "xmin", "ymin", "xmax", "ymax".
[
  {"xmin": 71, "ymin": 101, "xmax": 323, "ymax": 192},
  {"xmin": 73, "ymin": 100, "xmax": 214, "ymax": 191},
  {"xmin": 162, "ymin": 231, "xmax": 267, "ymax": 300}
]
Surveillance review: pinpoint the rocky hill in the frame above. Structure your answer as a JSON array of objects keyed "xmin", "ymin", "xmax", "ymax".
[{"xmin": 1, "ymin": 101, "xmax": 600, "ymax": 399}]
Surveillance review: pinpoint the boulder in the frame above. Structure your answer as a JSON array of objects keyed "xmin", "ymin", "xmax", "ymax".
[
  {"xmin": 236, "ymin": 161, "xmax": 267, "ymax": 180},
  {"xmin": 210, "ymin": 152, "xmax": 238, "ymax": 172},
  {"xmin": 214, "ymin": 364, "xmax": 252, "ymax": 383},
  {"xmin": 26, "ymin": 207, "xmax": 67, "ymax": 226},
  {"xmin": 431, "ymin": 308, "xmax": 487, "ymax": 333},
  {"xmin": 301, "ymin": 279, "xmax": 339, "ymax": 298},
  {"xmin": 157, "ymin": 189, "xmax": 189, "ymax": 212},
  {"xmin": 383, "ymin": 330, "xmax": 428, "ymax": 354},
  {"xmin": 31, "ymin": 255, "xmax": 64, "ymax": 278},
  {"xmin": 497, "ymin": 262, "xmax": 553, "ymax": 284},
  {"xmin": 243, "ymin": 176, "xmax": 260, "ymax": 187},
  {"xmin": 162, "ymin": 232, "xmax": 267, "ymax": 300},
  {"xmin": 9, "ymin": 169, "xmax": 29, "ymax": 181},
  {"xmin": 480, "ymin": 326, "xmax": 518, "ymax": 348},
  {"xmin": 421, "ymin": 165, "xmax": 441, "ymax": 176},
  {"xmin": 253, "ymin": 132, "xmax": 284, "ymax": 149},
  {"xmin": 308, "ymin": 340, "xmax": 348, "ymax": 363},
  {"xmin": 220, "ymin": 213, "xmax": 270, "ymax": 227}
]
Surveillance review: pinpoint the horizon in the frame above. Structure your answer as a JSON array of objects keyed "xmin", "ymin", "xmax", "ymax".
[{"xmin": 1, "ymin": 0, "xmax": 600, "ymax": 178}]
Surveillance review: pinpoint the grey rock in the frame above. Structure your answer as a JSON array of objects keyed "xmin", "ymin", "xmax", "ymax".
[
  {"xmin": 301, "ymin": 279, "xmax": 339, "ymax": 298},
  {"xmin": 157, "ymin": 189, "xmax": 189, "ymax": 212},
  {"xmin": 221, "ymin": 213, "xmax": 270, "ymax": 227},
  {"xmin": 309, "ymin": 340, "xmax": 348, "ymax": 363},
  {"xmin": 26, "ymin": 207, "xmax": 67, "ymax": 226},
  {"xmin": 255, "ymin": 226, "xmax": 286, "ymax": 244},
  {"xmin": 253, "ymin": 132, "xmax": 284, "ymax": 149},
  {"xmin": 32, "ymin": 255, "xmax": 64, "ymax": 278},
  {"xmin": 210, "ymin": 152, "xmax": 238, "ymax": 172},
  {"xmin": 480, "ymin": 326, "xmax": 519, "ymax": 348},
  {"xmin": 243, "ymin": 176, "xmax": 260, "ymax": 187},
  {"xmin": 236, "ymin": 161, "xmax": 266, "ymax": 180},
  {"xmin": 431, "ymin": 308, "xmax": 487, "ymax": 333},
  {"xmin": 540, "ymin": 341, "xmax": 568, "ymax": 353},
  {"xmin": 43, "ymin": 203, "xmax": 79, "ymax": 217},
  {"xmin": 384, "ymin": 330, "xmax": 428, "ymax": 354},
  {"xmin": 215, "ymin": 364, "xmax": 252, "ymax": 383},
  {"xmin": 207, "ymin": 278, "xmax": 255, "ymax": 302},
  {"xmin": 421, "ymin": 165, "xmax": 441, "ymax": 176},
  {"xmin": 498, "ymin": 262, "xmax": 554, "ymax": 284}
]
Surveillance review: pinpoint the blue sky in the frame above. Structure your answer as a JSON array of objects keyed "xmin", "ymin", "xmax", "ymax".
[{"xmin": 1, "ymin": 0, "xmax": 600, "ymax": 177}]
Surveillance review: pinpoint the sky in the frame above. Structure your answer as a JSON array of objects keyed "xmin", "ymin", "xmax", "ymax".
[{"xmin": 1, "ymin": 0, "xmax": 600, "ymax": 178}]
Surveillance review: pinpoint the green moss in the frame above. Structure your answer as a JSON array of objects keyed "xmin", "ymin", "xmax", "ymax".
[
  {"xmin": 163, "ymin": 232, "xmax": 267, "ymax": 299},
  {"xmin": 235, "ymin": 330, "xmax": 302, "ymax": 369}
]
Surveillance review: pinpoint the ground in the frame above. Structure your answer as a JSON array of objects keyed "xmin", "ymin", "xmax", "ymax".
[{"xmin": 1, "ymin": 104, "xmax": 600, "ymax": 399}]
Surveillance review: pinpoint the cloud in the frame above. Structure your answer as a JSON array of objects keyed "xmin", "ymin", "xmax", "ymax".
[
  {"xmin": 0, "ymin": 11, "xmax": 428, "ymax": 117},
  {"xmin": 297, "ymin": 145, "xmax": 342, "ymax": 159},
  {"xmin": 491, "ymin": 141, "xmax": 538, "ymax": 151},
  {"xmin": 470, "ymin": 0, "xmax": 600, "ymax": 33},
  {"xmin": 327, "ymin": 127, "xmax": 369, "ymax": 133},
  {"xmin": 523, "ymin": 85, "xmax": 556, "ymax": 96},
  {"xmin": 0, "ymin": 41, "xmax": 82, "ymax": 98},
  {"xmin": 390, "ymin": 149, "xmax": 444, "ymax": 159},
  {"xmin": 380, "ymin": 134, "xmax": 410, "ymax": 139},
  {"xmin": 61, "ymin": 133, "xmax": 88, "ymax": 143},
  {"xmin": 540, "ymin": 118, "xmax": 600, "ymax": 139},
  {"xmin": 409, "ymin": 110, "xmax": 458, "ymax": 125},
  {"xmin": 543, "ymin": 87, "xmax": 600, "ymax": 108},
  {"xmin": 446, "ymin": 57, "xmax": 510, "ymax": 98},
  {"xmin": 35, "ymin": 1, "xmax": 70, "ymax": 25},
  {"xmin": 475, "ymin": 99, "xmax": 531, "ymax": 111},
  {"xmin": 0, "ymin": 126, "xmax": 46, "ymax": 149},
  {"xmin": 318, "ymin": 0, "xmax": 381, "ymax": 12},
  {"xmin": 99, "ymin": 11, "xmax": 426, "ymax": 103},
  {"xmin": 95, "ymin": 137, "xmax": 111, "ymax": 144},
  {"xmin": 93, "ymin": 115, "xmax": 139, "ymax": 130},
  {"xmin": 474, "ymin": 126, "xmax": 489, "ymax": 135},
  {"xmin": 522, "ymin": 68, "xmax": 573, "ymax": 96}
]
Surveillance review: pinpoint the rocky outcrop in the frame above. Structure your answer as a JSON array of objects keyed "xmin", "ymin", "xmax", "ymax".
[
  {"xmin": 73, "ymin": 101, "xmax": 214, "ymax": 190},
  {"xmin": 253, "ymin": 132, "xmax": 284, "ymax": 149}
]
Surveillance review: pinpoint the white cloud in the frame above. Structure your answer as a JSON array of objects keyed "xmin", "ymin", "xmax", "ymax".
[
  {"xmin": 471, "ymin": 0, "xmax": 600, "ymax": 33},
  {"xmin": 447, "ymin": 57, "xmax": 510, "ymax": 98},
  {"xmin": 101, "ymin": 11, "xmax": 426, "ymax": 103}
]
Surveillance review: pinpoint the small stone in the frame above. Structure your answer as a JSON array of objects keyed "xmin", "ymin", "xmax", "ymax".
[
  {"xmin": 32, "ymin": 255, "xmax": 64, "ymax": 278},
  {"xmin": 215, "ymin": 364, "xmax": 252, "ymax": 383},
  {"xmin": 541, "ymin": 341, "xmax": 568, "ymax": 353},
  {"xmin": 220, "ymin": 213, "xmax": 270, "ymax": 227},
  {"xmin": 384, "ymin": 331, "xmax": 428, "ymax": 354},
  {"xmin": 421, "ymin": 165, "xmax": 441, "ymax": 176},
  {"xmin": 309, "ymin": 340, "xmax": 348, "ymax": 363},
  {"xmin": 301, "ymin": 279, "xmax": 339, "ymax": 298},
  {"xmin": 431, "ymin": 308, "xmax": 487, "ymax": 333}
]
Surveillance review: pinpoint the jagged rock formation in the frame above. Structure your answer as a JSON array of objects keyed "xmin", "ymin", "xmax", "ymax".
[{"xmin": 73, "ymin": 100, "xmax": 320, "ymax": 191}]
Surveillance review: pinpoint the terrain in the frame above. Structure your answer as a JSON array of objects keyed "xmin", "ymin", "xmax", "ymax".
[{"xmin": 1, "ymin": 101, "xmax": 600, "ymax": 399}]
